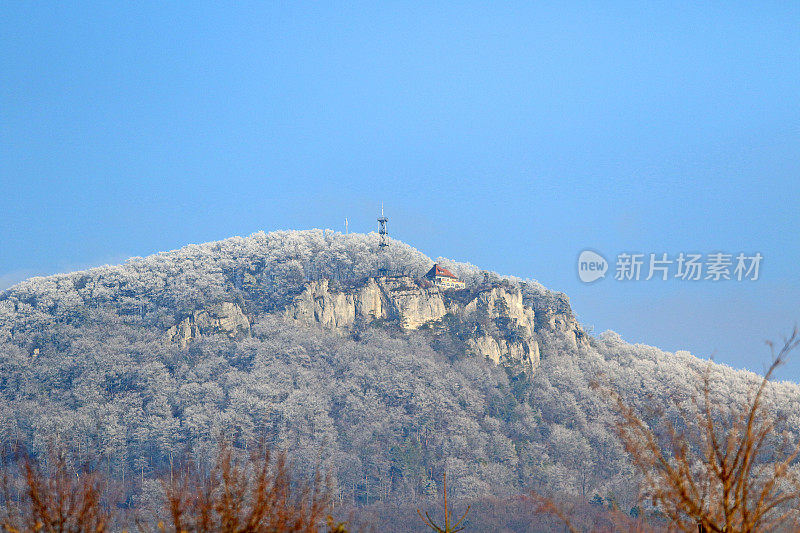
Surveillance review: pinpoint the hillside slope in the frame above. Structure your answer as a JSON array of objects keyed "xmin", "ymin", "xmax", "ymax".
[{"xmin": 1, "ymin": 229, "xmax": 798, "ymax": 515}]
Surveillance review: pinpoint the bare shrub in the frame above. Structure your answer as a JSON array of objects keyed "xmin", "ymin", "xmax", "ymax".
[
  {"xmin": 527, "ymin": 491, "xmax": 656, "ymax": 533},
  {"xmin": 596, "ymin": 329, "xmax": 800, "ymax": 532},
  {"xmin": 157, "ymin": 441, "xmax": 333, "ymax": 533},
  {"xmin": 1, "ymin": 446, "xmax": 108, "ymax": 533},
  {"xmin": 416, "ymin": 473, "xmax": 470, "ymax": 533}
]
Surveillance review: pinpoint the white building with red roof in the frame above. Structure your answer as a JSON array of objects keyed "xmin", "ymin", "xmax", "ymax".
[{"xmin": 425, "ymin": 264, "xmax": 466, "ymax": 289}]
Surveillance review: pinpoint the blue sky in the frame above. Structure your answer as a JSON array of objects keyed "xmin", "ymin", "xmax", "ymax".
[{"xmin": 2, "ymin": 3, "xmax": 799, "ymax": 378}]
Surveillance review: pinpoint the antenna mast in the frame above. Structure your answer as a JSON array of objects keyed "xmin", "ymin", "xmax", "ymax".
[{"xmin": 377, "ymin": 203, "xmax": 389, "ymax": 276}]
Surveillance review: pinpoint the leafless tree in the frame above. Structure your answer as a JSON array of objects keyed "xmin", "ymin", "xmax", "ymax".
[
  {"xmin": 157, "ymin": 441, "xmax": 333, "ymax": 533},
  {"xmin": 1, "ymin": 446, "xmax": 108, "ymax": 533},
  {"xmin": 596, "ymin": 329, "xmax": 800, "ymax": 532},
  {"xmin": 417, "ymin": 472, "xmax": 470, "ymax": 533}
]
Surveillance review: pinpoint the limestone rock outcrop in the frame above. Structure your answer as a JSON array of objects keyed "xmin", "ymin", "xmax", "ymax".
[
  {"xmin": 286, "ymin": 278, "xmax": 383, "ymax": 328},
  {"xmin": 167, "ymin": 302, "xmax": 250, "ymax": 349},
  {"xmin": 285, "ymin": 277, "xmax": 448, "ymax": 331},
  {"xmin": 167, "ymin": 317, "xmax": 201, "ymax": 349},
  {"xmin": 379, "ymin": 277, "xmax": 447, "ymax": 329},
  {"xmin": 286, "ymin": 276, "xmax": 546, "ymax": 374},
  {"xmin": 461, "ymin": 286, "xmax": 540, "ymax": 373},
  {"xmin": 467, "ymin": 334, "xmax": 540, "ymax": 371},
  {"xmin": 531, "ymin": 292, "xmax": 587, "ymax": 349}
]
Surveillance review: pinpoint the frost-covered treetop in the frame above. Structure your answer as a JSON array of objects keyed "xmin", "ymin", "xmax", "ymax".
[{"xmin": 0, "ymin": 229, "xmax": 557, "ymax": 332}]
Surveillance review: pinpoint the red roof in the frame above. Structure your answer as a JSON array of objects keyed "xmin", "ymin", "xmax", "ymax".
[{"xmin": 426, "ymin": 264, "xmax": 458, "ymax": 279}]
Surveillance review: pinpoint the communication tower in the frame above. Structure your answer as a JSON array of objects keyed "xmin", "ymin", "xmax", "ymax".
[{"xmin": 377, "ymin": 204, "xmax": 389, "ymax": 276}]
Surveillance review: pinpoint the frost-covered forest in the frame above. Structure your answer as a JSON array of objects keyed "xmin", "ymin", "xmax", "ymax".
[{"xmin": 1, "ymin": 229, "xmax": 798, "ymax": 525}]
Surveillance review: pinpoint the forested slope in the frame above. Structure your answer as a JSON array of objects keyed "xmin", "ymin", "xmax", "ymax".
[{"xmin": 1, "ymin": 229, "xmax": 798, "ymax": 516}]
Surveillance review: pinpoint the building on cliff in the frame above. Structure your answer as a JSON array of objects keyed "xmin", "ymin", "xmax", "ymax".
[{"xmin": 425, "ymin": 264, "xmax": 466, "ymax": 289}]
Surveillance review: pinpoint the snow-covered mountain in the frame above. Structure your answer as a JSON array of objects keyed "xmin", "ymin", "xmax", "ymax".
[{"xmin": 1, "ymin": 229, "xmax": 797, "ymax": 518}]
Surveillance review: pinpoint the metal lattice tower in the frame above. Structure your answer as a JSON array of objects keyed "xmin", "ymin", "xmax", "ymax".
[
  {"xmin": 377, "ymin": 204, "xmax": 389, "ymax": 276},
  {"xmin": 378, "ymin": 204, "xmax": 388, "ymax": 249}
]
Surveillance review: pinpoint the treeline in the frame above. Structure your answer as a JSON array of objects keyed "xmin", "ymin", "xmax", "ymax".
[
  {"xmin": 0, "ymin": 230, "xmax": 556, "ymax": 330},
  {"xmin": 3, "ymin": 312, "xmax": 798, "ymax": 520},
  {"xmin": 0, "ymin": 440, "xmax": 647, "ymax": 533},
  {"xmin": 1, "ymin": 230, "xmax": 799, "ymax": 525},
  {"xmin": 0, "ymin": 440, "xmax": 340, "ymax": 532}
]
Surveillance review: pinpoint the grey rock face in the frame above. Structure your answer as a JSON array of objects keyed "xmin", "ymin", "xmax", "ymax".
[
  {"xmin": 532, "ymin": 292, "xmax": 587, "ymax": 350},
  {"xmin": 167, "ymin": 301, "xmax": 250, "ymax": 348},
  {"xmin": 461, "ymin": 286, "xmax": 540, "ymax": 374},
  {"xmin": 286, "ymin": 276, "xmax": 557, "ymax": 375},
  {"xmin": 164, "ymin": 276, "xmax": 585, "ymax": 377},
  {"xmin": 285, "ymin": 277, "xmax": 448, "ymax": 331}
]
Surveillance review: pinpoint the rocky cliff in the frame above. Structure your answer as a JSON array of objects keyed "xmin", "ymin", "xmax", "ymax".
[
  {"xmin": 530, "ymin": 291, "xmax": 586, "ymax": 350},
  {"xmin": 167, "ymin": 301, "xmax": 250, "ymax": 349},
  {"xmin": 162, "ymin": 272, "xmax": 586, "ymax": 377},
  {"xmin": 284, "ymin": 276, "xmax": 585, "ymax": 375},
  {"xmin": 284, "ymin": 277, "xmax": 447, "ymax": 330}
]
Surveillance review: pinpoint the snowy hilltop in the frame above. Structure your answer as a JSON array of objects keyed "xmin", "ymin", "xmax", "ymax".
[{"xmin": 1, "ymin": 229, "xmax": 798, "ymax": 521}]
